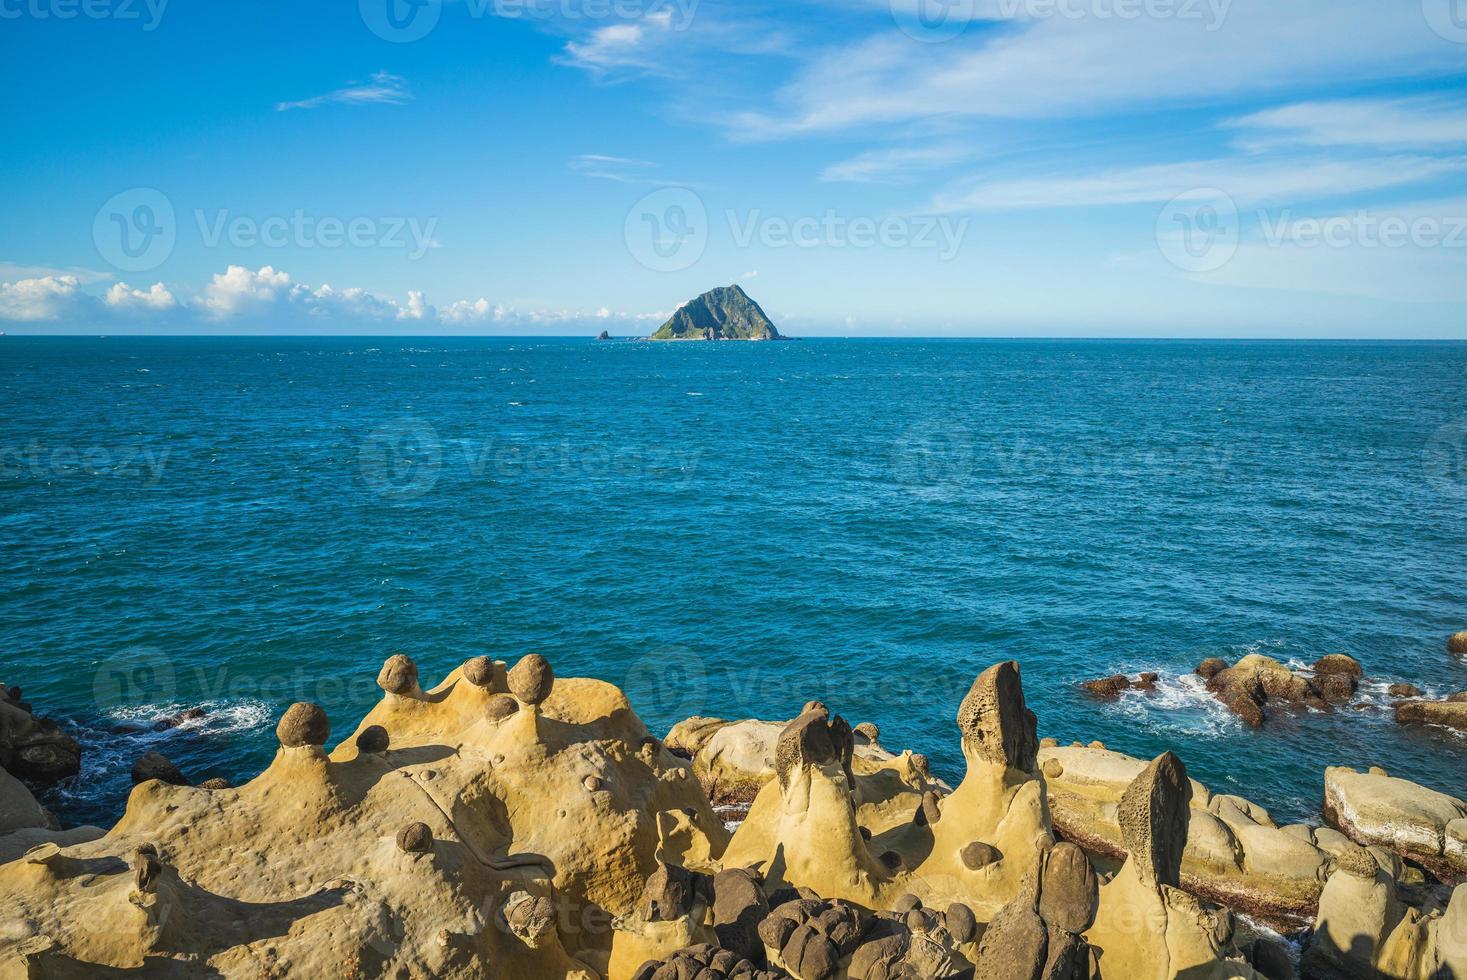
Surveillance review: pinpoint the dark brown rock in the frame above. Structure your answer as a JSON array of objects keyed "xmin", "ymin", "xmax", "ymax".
[
  {"xmin": 1196, "ymin": 658, "xmax": 1229, "ymax": 680},
  {"xmin": 276, "ymin": 702, "xmax": 329, "ymax": 748},
  {"xmin": 151, "ymin": 707, "xmax": 206, "ymax": 731},
  {"xmin": 130, "ymin": 751, "xmax": 186, "ymax": 786},
  {"xmin": 508, "ymin": 654, "xmax": 554, "ymax": 705},
  {"xmin": 1312, "ymin": 654, "xmax": 1362, "ymax": 678},
  {"xmin": 485, "ymin": 694, "xmax": 519, "ymax": 721},
  {"xmin": 1080, "ymin": 675, "xmax": 1130, "ymax": 699},
  {"xmin": 1117, "ymin": 751, "xmax": 1192, "ymax": 889},
  {"xmin": 133, "ymin": 844, "xmax": 161, "ymax": 894},
  {"xmin": 376, "ymin": 653, "xmax": 419, "ymax": 696},
  {"xmin": 961, "ymin": 840, "xmax": 1001, "ymax": 870},
  {"xmin": 973, "ymin": 897, "xmax": 1048, "ymax": 980},
  {"xmin": 462, "ymin": 656, "xmax": 496, "ymax": 688},
  {"xmin": 396, "ymin": 822, "xmax": 433, "ymax": 853},
  {"xmin": 1448, "ymin": 631, "xmax": 1467, "ymax": 655},
  {"xmin": 1038, "ymin": 842, "xmax": 1098, "ymax": 935},
  {"xmin": 1388, "ymin": 683, "xmax": 1423, "ymax": 698},
  {"xmin": 356, "ymin": 724, "xmax": 390, "ymax": 753},
  {"xmin": 945, "ymin": 902, "xmax": 977, "ymax": 943},
  {"xmin": 712, "ymin": 867, "xmax": 768, "ymax": 964}
]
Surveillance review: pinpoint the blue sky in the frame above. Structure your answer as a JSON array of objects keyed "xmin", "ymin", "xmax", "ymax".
[{"xmin": 2, "ymin": 0, "xmax": 1466, "ymax": 335}]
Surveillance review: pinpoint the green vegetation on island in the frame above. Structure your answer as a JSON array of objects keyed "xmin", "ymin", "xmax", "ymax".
[{"xmin": 648, "ymin": 284, "xmax": 781, "ymax": 340}]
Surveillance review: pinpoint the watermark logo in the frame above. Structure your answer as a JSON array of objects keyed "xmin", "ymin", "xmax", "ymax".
[
  {"xmin": 625, "ymin": 187, "xmax": 708, "ymax": 273},
  {"xmin": 890, "ymin": 422, "xmax": 975, "ymax": 491},
  {"xmin": 1423, "ymin": 0, "xmax": 1467, "ymax": 42},
  {"xmin": 1155, "ymin": 187, "xmax": 1239, "ymax": 273},
  {"xmin": 1424, "ymin": 419, "xmax": 1467, "ymax": 499},
  {"xmin": 93, "ymin": 646, "xmax": 177, "ymax": 713},
  {"xmin": 359, "ymin": 418, "xmax": 443, "ymax": 500},
  {"xmin": 360, "ymin": 0, "xmax": 442, "ymax": 42},
  {"xmin": 93, "ymin": 188, "xmax": 176, "ymax": 273},
  {"xmin": 624, "ymin": 646, "xmax": 708, "ymax": 722},
  {"xmin": 890, "ymin": 0, "xmax": 977, "ymax": 42}
]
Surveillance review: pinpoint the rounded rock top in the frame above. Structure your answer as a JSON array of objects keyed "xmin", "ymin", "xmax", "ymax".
[
  {"xmin": 1449, "ymin": 631, "xmax": 1467, "ymax": 655},
  {"xmin": 508, "ymin": 654, "xmax": 554, "ymax": 705},
  {"xmin": 462, "ymin": 656, "xmax": 495, "ymax": 688},
  {"xmin": 397, "ymin": 822, "xmax": 433, "ymax": 854},
  {"xmin": 277, "ymin": 702, "xmax": 330, "ymax": 748},
  {"xmin": 377, "ymin": 654, "xmax": 420, "ymax": 695}
]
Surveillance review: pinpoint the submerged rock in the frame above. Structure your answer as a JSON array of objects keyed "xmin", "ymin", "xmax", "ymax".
[{"xmin": 1395, "ymin": 696, "xmax": 1467, "ymax": 733}]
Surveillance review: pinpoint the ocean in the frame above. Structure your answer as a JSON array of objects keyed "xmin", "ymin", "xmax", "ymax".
[{"xmin": 2, "ymin": 336, "xmax": 1465, "ymax": 828}]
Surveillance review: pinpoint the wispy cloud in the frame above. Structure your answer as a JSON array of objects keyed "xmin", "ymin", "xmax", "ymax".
[
  {"xmin": 821, "ymin": 144, "xmax": 973, "ymax": 184},
  {"xmin": 0, "ymin": 261, "xmax": 114, "ymax": 284},
  {"xmin": 570, "ymin": 154, "xmax": 660, "ymax": 183},
  {"xmin": 276, "ymin": 71, "xmax": 411, "ymax": 112},
  {"xmin": 932, "ymin": 155, "xmax": 1466, "ymax": 211},
  {"xmin": 1227, "ymin": 97, "xmax": 1467, "ymax": 152},
  {"xmin": 729, "ymin": 1, "xmax": 1460, "ymax": 139}
]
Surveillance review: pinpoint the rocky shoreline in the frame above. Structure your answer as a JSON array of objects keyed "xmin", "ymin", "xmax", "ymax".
[{"xmin": 0, "ymin": 656, "xmax": 1463, "ymax": 978}]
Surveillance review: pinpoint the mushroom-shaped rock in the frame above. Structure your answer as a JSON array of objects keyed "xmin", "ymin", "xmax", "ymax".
[
  {"xmin": 854, "ymin": 721, "xmax": 880, "ymax": 743},
  {"xmin": 773, "ymin": 708, "xmax": 854, "ymax": 791},
  {"xmin": 508, "ymin": 654, "xmax": 554, "ymax": 705},
  {"xmin": 376, "ymin": 654, "xmax": 420, "ymax": 696},
  {"xmin": 396, "ymin": 822, "xmax": 433, "ymax": 854},
  {"xmin": 1118, "ymin": 750, "xmax": 1192, "ymax": 890},
  {"xmin": 130, "ymin": 751, "xmax": 187, "ymax": 786},
  {"xmin": 196, "ymin": 777, "xmax": 231, "ymax": 790},
  {"xmin": 276, "ymin": 702, "xmax": 329, "ymax": 748},
  {"xmin": 462, "ymin": 655, "xmax": 495, "ymax": 687},
  {"xmin": 355, "ymin": 724, "xmax": 389, "ymax": 753},
  {"xmin": 956, "ymin": 660, "xmax": 1038, "ymax": 772}
]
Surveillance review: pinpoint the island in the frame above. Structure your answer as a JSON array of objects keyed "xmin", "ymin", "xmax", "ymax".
[
  {"xmin": 647, "ymin": 284, "xmax": 781, "ymax": 341},
  {"xmin": 596, "ymin": 330, "xmax": 611, "ymax": 341}
]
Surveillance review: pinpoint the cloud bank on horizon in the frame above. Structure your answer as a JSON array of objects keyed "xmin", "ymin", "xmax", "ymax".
[{"xmin": 2, "ymin": 0, "xmax": 1466, "ymax": 335}]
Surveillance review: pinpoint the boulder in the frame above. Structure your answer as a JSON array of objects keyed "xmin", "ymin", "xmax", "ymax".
[
  {"xmin": 1448, "ymin": 631, "xmax": 1467, "ymax": 655},
  {"xmin": 1395, "ymin": 697, "xmax": 1467, "ymax": 733},
  {"xmin": 0, "ymin": 694, "xmax": 81, "ymax": 785},
  {"xmin": 130, "ymin": 751, "xmax": 187, "ymax": 786},
  {"xmin": 1040, "ymin": 744, "xmax": 1334, "ymax": 922},
  {"xmin": 1322, "ymin": 766, "xmax": 1467, "ymax": 881}
]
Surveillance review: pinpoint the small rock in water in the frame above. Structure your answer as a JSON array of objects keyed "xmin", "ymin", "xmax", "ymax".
[{"xmin": 131, "ymin": 751, "xmax": 187, "ymax": 786}]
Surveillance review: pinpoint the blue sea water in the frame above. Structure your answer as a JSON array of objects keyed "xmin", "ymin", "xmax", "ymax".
[{"xmin": 2, "ymin": 336, "xmax": 1465, "ymax": 828}]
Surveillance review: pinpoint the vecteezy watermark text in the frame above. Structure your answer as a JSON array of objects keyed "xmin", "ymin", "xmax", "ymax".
[
  {"xmin": 359, "ymin": 0, "xmax": 696, "ymax": 43},
  {"xmin": 890, "ymin": 0, "xmax": 1230, "ymax": 43},
  {"xmin": 195, "ymin": 210, "xmax": 439, "ymax": 260},
  {"xmin": 0, "ymin": 0, "xmax": 167, "ymax": 30},
  {"xmin": 0, "ymin": 442, "xmax": 169, "ymax": 482},
  {"xmin": 728, "ymin": 209, "xmax": 969, "ymax": 260}
]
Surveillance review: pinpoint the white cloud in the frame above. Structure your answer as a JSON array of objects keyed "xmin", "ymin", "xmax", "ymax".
[
  {"xmin": 276, "ymin": 71, "xmax": 411, "ymax": 112},
  {"xmin": 104, "ymin": 281, "xmax": 178, "ymax": 312},
  {"xmin": 200, "ymin": 264, "xmax": 293, "ymax": 316},
  {"xmin": 0, "ymin": 264, "xmax": 664, "ymax": 333},
  {"xmin": 1227, "ymin": 97, "xmax": 1467, "ymax": 152},
  {"xmin": 0, "ymin": 275, "xmax": 85, "ymax": 321}
]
